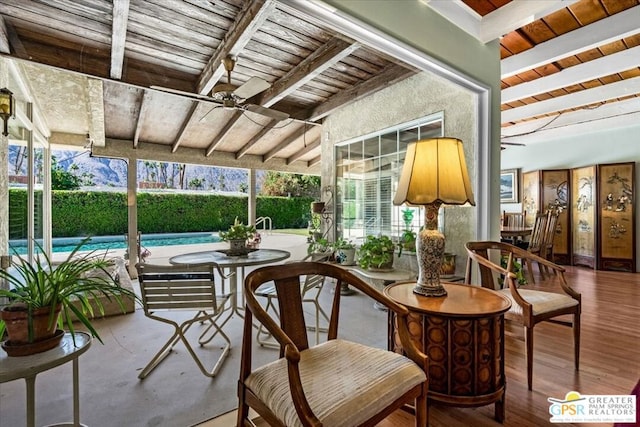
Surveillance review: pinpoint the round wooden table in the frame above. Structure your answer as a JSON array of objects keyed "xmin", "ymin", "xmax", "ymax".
[{"xmin": 384, "ymin": 282, "xmax": 511, "ymax": 422}]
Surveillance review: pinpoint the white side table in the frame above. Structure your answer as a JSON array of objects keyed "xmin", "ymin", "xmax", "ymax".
[{"xmin": 0, "ymin": 332, "xmax": 92, "ymax": 427}]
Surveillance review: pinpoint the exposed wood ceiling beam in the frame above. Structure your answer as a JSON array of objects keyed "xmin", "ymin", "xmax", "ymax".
[
  {"xmin": 502, "ymin": 97, "xmax": 640, "ymax": 141},
  {"xmin": 196, "ymin": 0, "xmax": 275, "ymax": 95},
  {"xmin": 255, "ymin": 36, "xmax": 359, "ymax": 107},
  {"xmin": 171, "ymin": 102, "xmax": 199, "ymax": 153},
  {"xmin": 110, "ymin": 0, "xmax": 129, "ymax": 80},
  {"xmin": 133, "ymin": 90, "xmax": 152, "ymax": 148},
  {"xmin": 262, "ymin": 125, "xmax": 308, "ymax": 161},
  {"xmin": 502, "ymin": 45, "xmax": 640, "ymax": 103},
  {"xmin": 308, "ymin": 154, "xmax": 321, "ymax": 167},
  {"xmin": 286, "ymin": 138, "xmax": 320, "ymax": 165},
  {"xmin": 235, "ymin": 118, "xmax": 279, "ymax": 159},
  {"xmin": 503, "ymin": 76, "xmax": 640, "ymax": 123},
  {"xmin": 303, "ymin": 64, "xmax": 416, "ymax": 122},
  {"xmin": 205, "ymin": 111, "xmax": 243, "ymax": 156},
  {"xmin": 501, "ymin": 7, "xmax": 640, "ymax": 78},
  {"xmin": 87, "ymin": 137, "xmax": 318, "ymax": 175},
  {"xmin": 423, "ymin": 0, "xmax": 577, "ymax": 43},
  {"xmin": 0, "ymin": 17, "xmax": 9, "ymax": 53}
]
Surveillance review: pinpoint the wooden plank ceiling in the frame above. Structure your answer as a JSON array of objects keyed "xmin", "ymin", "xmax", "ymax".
[
  {"xmin": 1, "ymin": 0, "xmax": 639, "ymax": 161},
  {"xmin": 0, "ymin": 0, "xmax": 417, "ymax": 172},
  {"xmin": 480, "ymin": 0, "xmax": 640, "ymax": 145}
]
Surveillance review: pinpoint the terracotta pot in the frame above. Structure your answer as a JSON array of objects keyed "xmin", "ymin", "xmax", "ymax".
[
  {"xmin": 1, "ymin": 304, "xmax": 62, "ymax": 346},
  {"xmin": 311, "ymin": 202, "xmax": 325, "ymax": 214}
]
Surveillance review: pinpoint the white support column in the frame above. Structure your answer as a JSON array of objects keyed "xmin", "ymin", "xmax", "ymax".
[
  {"xmin": 248, "ymin": 169, "xmax": 256, "ymax": 225},
  {"xmin": 0, "ymin": 58, "xmax": 8, "ymax": 262},
  {"xmin": 127, "ymin": 157, "xmax": 138, "ymax": 278},
  {"xmin": 26, "ymin": 103, "xmax": 34, "ymax": 262}
]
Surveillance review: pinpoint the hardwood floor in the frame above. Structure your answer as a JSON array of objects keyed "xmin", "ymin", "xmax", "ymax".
[
  {"xmin": 203, "ymin": 266, "xmax": 638, "ymax": 427},
  {"xmin": 377, "ymin": 266, "xmax": 640, "ymax": 426}
]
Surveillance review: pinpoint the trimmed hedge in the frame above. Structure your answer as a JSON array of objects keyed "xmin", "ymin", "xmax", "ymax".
[{"xmin": 8, "ymin": 189, "xmax": 314, "ymax": 238}]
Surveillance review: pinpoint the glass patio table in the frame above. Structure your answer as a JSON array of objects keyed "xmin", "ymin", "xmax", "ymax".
[{"xmin": 169, "ymin": 248, "xmax": 291, "ymax": 320}]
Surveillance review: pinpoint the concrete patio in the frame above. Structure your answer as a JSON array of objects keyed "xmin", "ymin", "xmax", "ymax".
[{"xmin": 1, "ymin": 232, "xmax": 389, "ymax": 427}]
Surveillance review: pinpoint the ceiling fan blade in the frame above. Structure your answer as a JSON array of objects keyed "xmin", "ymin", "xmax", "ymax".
[
  {"xmin": 244, "ymin": 104, "xmax": 290, "ymax": 121},
  {"xmin": 233, "ymin": 76, "xmax": 270, "ymax": 100},
  {"xmin": 199, "ymin": 105, "xmax": 223, "ymax": 122},
  {"xmin": 150, "ymin": 85, "xmax": 221, "ymax": 105}
]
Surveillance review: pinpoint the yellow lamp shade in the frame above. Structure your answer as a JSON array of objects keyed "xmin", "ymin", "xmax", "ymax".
[{"xmin": 393, "ymin": 137, "xmax": 475, "ymax": 207}]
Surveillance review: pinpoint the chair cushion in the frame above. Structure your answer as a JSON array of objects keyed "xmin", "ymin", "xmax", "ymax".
[
  {"xmin": 245, "ymin": 339, "xmax": 426, "ymax": 427},
  {"xmin": 499, "ymin": 288, "xmax": 578, "ymax": 316}
]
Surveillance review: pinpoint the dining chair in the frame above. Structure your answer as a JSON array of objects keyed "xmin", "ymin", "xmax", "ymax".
[
  {"xmin": 521, "ymin": 211, "xmax": 549, "ymax": 283},
  {"xmin": 503, "ymin": 210, "xmax": 527, "ymax": 228},
  {"xmin": 542, "ymin": 210, "xmax": 560, "ymax": 266},
  {"xmin": 135, "ymin": 263, "xmax": 232, "ymax": 379},
  {"xmin": 464, "ymin": 241, "xmax": 581, "ymax": 390},
  {"xmin": 238, "ymin": 261, "xmax": 428, "ymax": 427},
  {"xmin": 501, "ymin": 210, "xmax": 527, "ymax": 245}
]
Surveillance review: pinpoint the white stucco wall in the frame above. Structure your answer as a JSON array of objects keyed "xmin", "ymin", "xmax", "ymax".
[{"xmin": 323, "ymin": 71, "xmax": 476, "ymax": 274}]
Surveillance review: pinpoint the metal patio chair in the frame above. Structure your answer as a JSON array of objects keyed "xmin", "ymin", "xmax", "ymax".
[{"xmin": 136, "ymin": 263, "xmax": 232, "ymax": 379}]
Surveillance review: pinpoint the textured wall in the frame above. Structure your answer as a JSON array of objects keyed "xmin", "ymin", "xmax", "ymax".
[{"xmin": 322, "ymin": 71, "xmax": 477, "ymax": 275}]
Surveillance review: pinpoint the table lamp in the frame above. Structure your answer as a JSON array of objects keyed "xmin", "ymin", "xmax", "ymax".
[{"xmin": 393, "ymin": 138, "xmax": 475, "ymax": 297}]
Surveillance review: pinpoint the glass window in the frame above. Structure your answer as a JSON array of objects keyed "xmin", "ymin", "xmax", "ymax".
[{"xmin": 334, "ymin": 113, "xmax": 443, "ymax": 243}]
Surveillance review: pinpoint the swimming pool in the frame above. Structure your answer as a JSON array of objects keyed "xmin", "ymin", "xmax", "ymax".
[{"xmin": 9, "ymin": 232, "xmax": 223, "ymax": 254}]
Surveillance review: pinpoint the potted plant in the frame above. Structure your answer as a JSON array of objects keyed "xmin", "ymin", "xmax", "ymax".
[
  {"xmin": 219, "ymin": 217, "xmax": 256, "ymax": 252},
  {"xmin": 357, "ymin": 235, "xmax": 396, "ymax": 270},
  {"xmin": 332, "ymin": 237, "xmax": 356, "ymax": 265},
  {"xmin": 0, "ymin": 238, "xmax": 139, "ymax": 356},
  {"xmin": 307, "ymin": 236, "xmax": 332, "ymax": 258},
  {"xmin": 398, "ymin": 229, "xmax": 417, "ymax": 256}
]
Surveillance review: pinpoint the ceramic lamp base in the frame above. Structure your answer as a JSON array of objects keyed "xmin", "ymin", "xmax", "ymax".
[
  {"xmin": 413, "ymin": 283, "xmax": 447, "ymax": 297},
  {"xmin": 415, "ymin": 227, "xmax": 447, "ymax": 297}
]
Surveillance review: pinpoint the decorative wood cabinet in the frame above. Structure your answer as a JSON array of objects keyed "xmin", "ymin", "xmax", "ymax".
[
  {"xmin": 522, "ymin": 171, "xmax": 540, "ymax": 228},
  {"xmin": 571, "ymin": 166, "xmax": 597, "ymax": 268},
  {"xmin": 597, "ymin": 162, "xmax": 636, "ymax": 272},
  {"xmin": 522, "ymin": 169, "xmax": 571, "ymax": 264},
  {"xmin": 522, "ymin": 163, "xmax": 635, "ymax": 272},
  {"xmin": 385, "ymin": 283, "xmax": 511, "ymax": 422},
  {"xmin": 541, "ymin": 169, "xmax": 571, "ymax": 264}
]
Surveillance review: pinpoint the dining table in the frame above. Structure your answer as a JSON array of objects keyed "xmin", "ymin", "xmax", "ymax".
[
  {"xmin": 500, "ymin": 226, "xmax": 533, "ymax": 241},
  {"xmin": 168, "ymin": 248, "xmax": 291, "ymax": 320}
]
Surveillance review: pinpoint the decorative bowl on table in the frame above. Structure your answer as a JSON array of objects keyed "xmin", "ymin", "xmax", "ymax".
[{"xmin": 215, "ymin": 248, "xmax": 259, "ymax": 258}]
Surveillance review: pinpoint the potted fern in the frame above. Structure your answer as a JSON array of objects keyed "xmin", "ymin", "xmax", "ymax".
[{"xmin": 0, "ymin": 238, "xmax": 139, "ymax": 356}]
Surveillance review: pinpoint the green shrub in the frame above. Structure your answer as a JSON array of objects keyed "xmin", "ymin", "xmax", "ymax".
[{"xmin": 9, "ymin": 189, "xmax": 314, "ymax": 238}]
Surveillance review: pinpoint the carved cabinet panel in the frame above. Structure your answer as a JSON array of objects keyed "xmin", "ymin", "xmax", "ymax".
[
  {"xmin": 522, "ymin": 169, "xmax": 571, "ymax": 264},
  {"xmin": 571, "ymin": 166, "xmax": 597, "ymax": 268},
  {"xmin": 541, "ymin": 169, "xmax": 571, "ymax": 264},
  {"xmin": 522, "ymin": 171, "xmax": 540, "ymax": 228},
  {"xmin": 597, "ymin": 162, "xmax": 635, "ymax": 272}
]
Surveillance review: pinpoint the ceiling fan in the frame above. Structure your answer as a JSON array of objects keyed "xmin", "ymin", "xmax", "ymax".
[{"xmin": 152, "ymin": 56, "xmax": 289, "ymax": 121}]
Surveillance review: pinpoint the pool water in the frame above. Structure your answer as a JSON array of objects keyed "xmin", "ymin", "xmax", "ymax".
[{"xmin": 9, "ymin": 233, "xmax": 222, "ymax": 254}]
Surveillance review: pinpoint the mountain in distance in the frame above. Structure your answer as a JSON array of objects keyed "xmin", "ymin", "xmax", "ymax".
[{"xmin": 50, "ymin": 149, "xmax": 265, "ymax": 192}]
